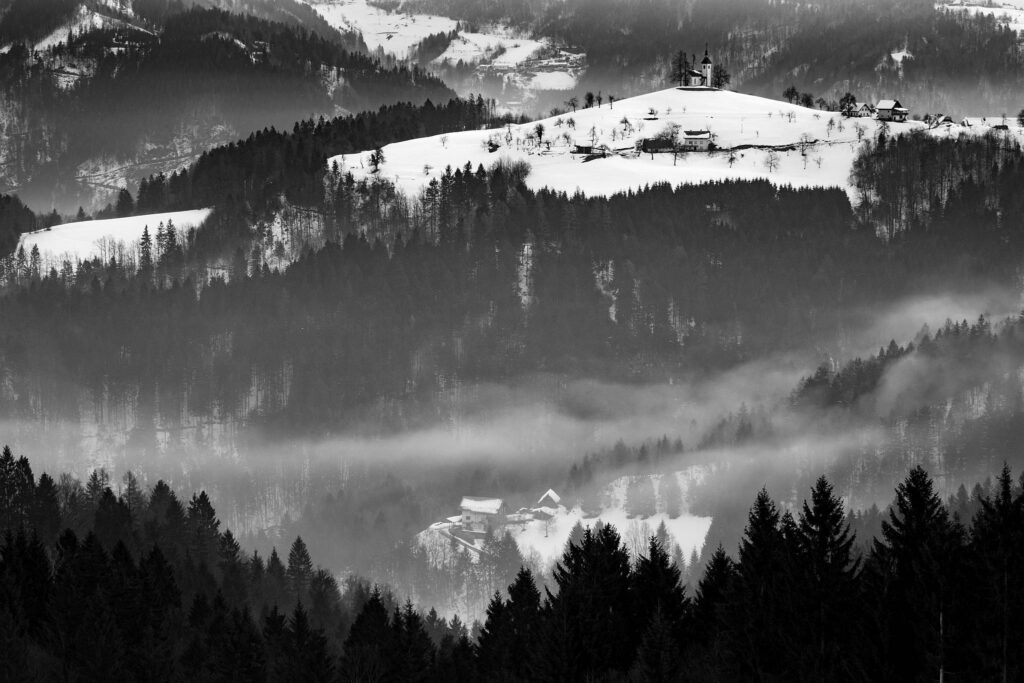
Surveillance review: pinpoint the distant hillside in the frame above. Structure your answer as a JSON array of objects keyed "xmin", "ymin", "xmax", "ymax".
[
  {"xmin": 0, "ymin": 2, "xmax": 447, "ymax": 212},
  {"xmin": 395, "ymin": 0, "xmax": 1024, "ymax": 117}
]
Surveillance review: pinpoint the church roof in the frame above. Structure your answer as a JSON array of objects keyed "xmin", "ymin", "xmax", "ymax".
[{"xmin": 701, "ymin": 53, "xmax": 712, "ymax": 65}]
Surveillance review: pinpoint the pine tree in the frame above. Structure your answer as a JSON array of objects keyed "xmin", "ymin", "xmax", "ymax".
[
  {"xmin": 531, "ymin": 524, "xmax": 634, "ymax": 680},
  {"xmin": 30, "ymin": 472, "xmax": 61, "ymax": 544},
  {"xmin": 969, "ymin": 464, "xmax": 1024, "ymax": 682},
  {"xmin": 794, "ymin": 476, "xmax": 862, "ymax": 680},
  {"xmin": 633, "ymin": 537, "xmax": 689, "ymax": 641},
  {"xmin": 631, "ymin": 607, "xmax": 684, "ymax": 682},
  {"xmin": 286, "ymin": 536, "xmax": 314, "ymax": 601},
  {"xmin": 475, "ymin": 592, "xmax": 512, "ymax": 678},
  {"xmin": 139, "ymin": 227, "xmax": 153, "ymax": 274},
  {"xmin": 725, "ymin": 488, "xmax": 793, "ymax": 680},
  {"xmin": 393, "ymin": 601, "xmax": 435, "ymax": 682},
  {"xmin": 116, "ymin": 188, "xmax": 134, "ymax": 217},
  {"xmin": 660, "ymin": 473, "xmax": 683, "ymax": 518},
  {"xmin": 867, "ymin": 466, "xmax": 965, "ymax": 682},
  {"xmin": 626, "ymin": 476, "xmax": 656, "ymax": 518},
  {"xmin": 340, "ymin": 589, "xmax": 394, "ymax": 681}
]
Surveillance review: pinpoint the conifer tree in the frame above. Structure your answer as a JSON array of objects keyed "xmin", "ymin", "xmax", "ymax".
[
  {"xmin": 340, "ymin": 589, "xmax": 393, "ymax": 681},
  {"xmin": 286, "ymin": 536, "xmax": 314, "ymax": 601},
  {"xmin": 660, "ymin": 473, "xmax": 683, "ymax": 518},
  {"xmin": 725, "ymin": 488, "xmax": 793, "ymax": 680},
  {"xmin": 633, "ymin": 537, "xmax": 689, "ymax": 640},
  {"xmin": 868, "ymin": 466, "xmax": 965, "ymax": 682},
  {"xmin": 794, "ymin": 476, "xmax": 862, "ymax": 680},
  {"xmin": 968, "ymin": 464, "xmax": 1024, "ymax": 681}
]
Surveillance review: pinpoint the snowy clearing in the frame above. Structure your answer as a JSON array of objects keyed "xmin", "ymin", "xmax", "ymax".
[
  {"xmin": 304, "ymin": 0, "xmax": 457, "ymax": 57},
  {"xmin": 332, "ymin": 87, "xmax": 925, "ymax": 201},
  {"xmin": 18, "ymin": 209, "xmax": 212, "ymax": 265}
]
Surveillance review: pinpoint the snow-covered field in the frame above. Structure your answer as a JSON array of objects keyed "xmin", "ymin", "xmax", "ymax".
[
  {"xmin": 18, "ymin": 209, "xmax": 212, "ymax": 265},
  {"xmin": 433, "ymin": 31, "xmax": 545, "ymax": 66},
  {"xmin": 304, "ymin": 0, "xmax": 457, "ymax": 57},
  {"xmin": 332, "ymin": 87, "xmax": 924, "ymax": 201},
  {"xmin": 938, "ymin": 1, "xmax": 1024, "ymax": 30},
  {"xmin": 301, "ymin": 0, "xmax": 580, "ymax": 93}
]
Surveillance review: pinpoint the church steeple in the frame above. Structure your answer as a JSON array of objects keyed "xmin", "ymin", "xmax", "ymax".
[{"xmin": 701, "ymin": 43, "xmax": 713, "ymax": 86}]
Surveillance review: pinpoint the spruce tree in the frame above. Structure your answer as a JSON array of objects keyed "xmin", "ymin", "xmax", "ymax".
[
  {"xmin": 794, "ymin": 476, "xmax": 862, "ymax": 680},
  {"xmin": 660, "ymin": 473, "xmax": 683, "ymax": 518},
  {"xmin": 867, "ymin": 466, "xmax": 965, "ymax": 682},
  {"xmin": 286, "ymin": 536, "xmax": 314, "ymax": 601},
  {"xmin": 969, "ymin": 464, "xmax": 1024, "ymax": 682},
  {"xmin": 633, "ymin": 537, "xmax": 689, "ymax": 640}
]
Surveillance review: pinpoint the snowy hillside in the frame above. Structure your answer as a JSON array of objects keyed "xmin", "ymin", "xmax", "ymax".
[
  {"xmin": 333, "ymin": 87, "xmax": 925, "ymax": 200},
  {"xmin": 302, "ymin": 0, "xmax": 581, "ymax": 95},
  {"xmin": 304, "ymin": 0, "xmax": 456, "ymax": 57},
  {"xmin": 18, "ymin": 209, "xmax": 211, "ymax": 265}
]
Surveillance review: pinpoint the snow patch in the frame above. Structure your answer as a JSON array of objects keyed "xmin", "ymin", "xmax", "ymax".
[{"xmin": 18, "ymin": 209, "xmax": 212, "ymax": 265}]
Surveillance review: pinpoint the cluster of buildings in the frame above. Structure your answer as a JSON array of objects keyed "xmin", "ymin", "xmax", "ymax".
[
  {"xmin": 452, "ymin": 489, "xmax": 563, "ymax": 534},
  {"xmin": 844, "ymin": 98, "xmax": 910, "ymax": 122}
]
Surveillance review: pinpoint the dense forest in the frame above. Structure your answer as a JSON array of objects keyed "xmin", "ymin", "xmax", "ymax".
[{"xmin": 2, "ymin": 447, "xmax": 1023, "ymax": 681}]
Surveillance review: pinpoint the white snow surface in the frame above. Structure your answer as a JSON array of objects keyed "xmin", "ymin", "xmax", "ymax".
[
  {"xmin": 332, "ymin": 87, "xmax": 925, "ymax": 201},
  {"xmin": 304, "ymin": 0, "xmax": 457, "ymax": 57},
  {"xmin": 433, "ymin": 31, "xmax": 545, "ymax": 67},
  {"xmin": 19, "ymin": 209, "xmax": 212, "ymax": 264}
]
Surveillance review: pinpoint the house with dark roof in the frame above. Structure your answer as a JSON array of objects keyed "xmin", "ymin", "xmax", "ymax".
[{"xmin": 876, "ymin": 99, "xmax": 909, "ymax": 122}]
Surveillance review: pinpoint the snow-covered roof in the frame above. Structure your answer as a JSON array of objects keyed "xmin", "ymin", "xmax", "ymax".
[
  {"xmin": 537, "ymin": 489, "xmax": 561, "ymax": 505},
  {"xmin": 684, "ymin": 130, "xmax": 711, "ymax": 139},
  {"xmin": 460, "ymin": 497, "xmax": 504, "ymax": 515},
  {"xmin": 877, "ymin": 99, "xmax": 902, "ymax": 110},
  {"xmin": 961, "ymin": 116, "xmax": 1006, "ymax": 127},
  {"xmin": 446, "ymin": 515, "xmax": 462, "ymax": 523}
]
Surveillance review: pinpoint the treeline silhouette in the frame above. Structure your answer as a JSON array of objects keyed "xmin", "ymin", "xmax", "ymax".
[{"xmin": 3, "ymin": 445, "xmax": 1023, "ymax": 681}]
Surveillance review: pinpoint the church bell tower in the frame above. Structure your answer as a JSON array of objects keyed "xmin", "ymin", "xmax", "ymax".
[{"xmin": 701, "ymin": 45, "xmax": 713, "ymax": 86}]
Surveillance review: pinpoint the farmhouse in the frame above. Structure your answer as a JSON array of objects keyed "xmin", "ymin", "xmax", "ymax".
[
  {"xmin": 876, "ymin": 99, "xmax": 909, "ymax": 122},
  {"xmin": 459, "ymin": 496, "xmax": 506, "ymax": 533},
  {"xmin": 682, "ymin": 130, "xmax": 712, "ymax": 151}
]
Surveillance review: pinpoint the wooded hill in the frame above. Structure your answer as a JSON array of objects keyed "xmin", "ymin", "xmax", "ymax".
[{"xmin": 0, "ymin": 3, "xmax": 449, "ymax": 212}]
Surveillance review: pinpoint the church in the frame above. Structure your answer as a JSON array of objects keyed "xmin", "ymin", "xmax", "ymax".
[{"xmin": 684, "ymin": 48, "xmax": 714, "ymax": 88}]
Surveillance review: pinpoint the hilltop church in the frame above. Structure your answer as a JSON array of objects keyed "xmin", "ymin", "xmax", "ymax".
[{"xmin": 684, "ymin": 47, "xmax": 714, "ymax": 88}]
